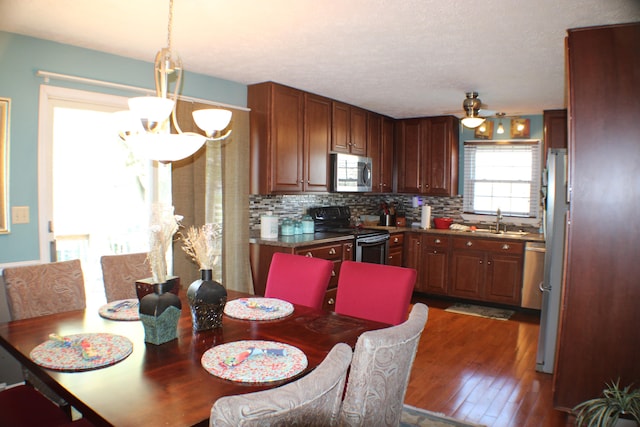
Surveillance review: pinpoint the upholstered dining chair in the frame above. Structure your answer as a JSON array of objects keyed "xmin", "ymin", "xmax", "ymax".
[
  {"xmin": 334, "ymin": 260, "xmax": 417, "ymax": 325},
  {"xmin": 2, "ymin": 259, "xmax": 87, "ymax": 418},
  {"xmin": 210, "ymin": 342, "xmax": 353, "ymax": 426},
  {"xmin": 264, "ymin": 252, "xmax": 334, "ymax": 309},
  {"xmin": 338, "ymin": 303, "xmax": 429, "ymax": 427},
  {"xmin": 3, "ymin": 259, "xmax": 86, "ymax": 321},
  {"xmin": 0, "ymin": 384, "xmax": 72, "ymax": 427},
  {"xmin": 100, "ymin": 252, "xmax": 151, "ymax": 302}
]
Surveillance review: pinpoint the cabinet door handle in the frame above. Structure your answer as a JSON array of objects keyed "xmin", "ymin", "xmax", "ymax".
[
  {"xmin": 331, "ymin": 270, "xmax": 336, "ymax": 277},
  {"xmin": 393, "ymin": 237, "xmax": 399, "ymax": 243},
  {"xmin": 435, "ymin": 238, "xmax": 441, "ymax": 244},
  {"xmin": 466, "ymin": 241, "xmax": 473, "ymax": 247},
  {"xmin": 305, "ymin": 252, "xmax": 313, "ymax": 257},
  {"xmin": 329, "ymin": 248, "xmax": 336, "ymax": 255},
  {"xmin": 502, "ymin": 244, "xmax": 510, "ymax": 250},
  {"xmin": 433, "ymin": 250, "xmax": 438, "ymax": 254},
  {"xmin": 487, "ymin": 261, "xmax": 491, "ymax": 265},
  {"xmin": 327, "ymin": 298, "xmax": 335, "ymax": 305},
  {"xmin": 479, "ymin": 260, "xmax": 483, "ymax": 264}
]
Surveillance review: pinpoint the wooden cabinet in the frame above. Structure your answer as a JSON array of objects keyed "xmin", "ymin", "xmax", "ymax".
[
  {"xmin": 543, "ymin": 109, "xmax": 567, "ymax": 154},
  {"xmin": 449, "ymin": 237, "xmax": 523, "ymax": 305},
  {"xmin": 553, "ymin": 23, "xmax": 640, "ymax": 411},
  {"xmin": 395, "ymin": 116, "xmax": 459, "ymax": 195},
  {"xmin": 331, "ymin": 101, "xmax": 367, "ymax": 155},
  {"xmin": 387, "ymin": 232, "xmax": 404, "ymax": 266},
  {"xmin": 404, "ymin": 232, "xmax": 449, "ymax": 295},
  {"xmin": 248, "ymin": 82, "xmax": 330, "ymax": 194},
  {"xmin": 368, "ymin": 113, "xmax": 394, "ymax": 193},
  {"xmin": 249, "ymin": 238, "xmax": 354, "ymax": 311}
]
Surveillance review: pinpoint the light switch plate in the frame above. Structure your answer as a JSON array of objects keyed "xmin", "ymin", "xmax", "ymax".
[{"xmin": 11, "ymin": 206, "xmax": 30, "ymax": 224}]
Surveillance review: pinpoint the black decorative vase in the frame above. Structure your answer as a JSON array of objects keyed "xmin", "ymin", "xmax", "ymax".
[
  {"xmin": 139, "ymin": 281, "xmax": 182, "ymax": 345},
  {"xmin": 187, "ymin": 269, "xmax": 227, "ymax": 331}
]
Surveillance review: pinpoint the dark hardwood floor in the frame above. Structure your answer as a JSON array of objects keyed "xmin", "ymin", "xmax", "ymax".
[{"xmin": 405, "ymin": 295, "xmax": 572, "ymax": 427}]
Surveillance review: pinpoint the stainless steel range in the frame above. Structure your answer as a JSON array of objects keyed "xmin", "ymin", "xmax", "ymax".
[{"xmin": 308, "ymin": 206, "xmax": 390, "ymax": 264}]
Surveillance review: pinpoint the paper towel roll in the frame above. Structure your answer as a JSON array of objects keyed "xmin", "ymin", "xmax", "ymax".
[
  {"xmin": 421, "ymin": 205, "xmax": 431, "ymax": 229},
  {"xmin": 260, "ymin": 212, "xmax": 279, "ymax": 239}
]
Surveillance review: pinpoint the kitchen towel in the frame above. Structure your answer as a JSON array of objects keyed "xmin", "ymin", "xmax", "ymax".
[{"xmin": 421, "ymin": 205, "xmax": 432, "ymax": 229}]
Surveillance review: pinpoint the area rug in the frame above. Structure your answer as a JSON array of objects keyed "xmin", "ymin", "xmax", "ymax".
[
  {"xmin": 444, "ymin": 303, "xmax": 514, "ymax": 321},
  {"xmin": 401, "ymin": 404, "xmax": 487, "ymax": 427}
]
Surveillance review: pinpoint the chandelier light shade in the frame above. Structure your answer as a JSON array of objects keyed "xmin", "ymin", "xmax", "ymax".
[
  {"xmin": 461, "ymin": 92, "xmax": 486, "ymax": 129},
  {"xmin": 116, "ymin": 0, "xmax": 232, "ymax": 162}
]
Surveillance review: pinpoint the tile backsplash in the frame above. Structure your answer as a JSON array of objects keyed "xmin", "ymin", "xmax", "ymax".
[{"xmin": 249, "ymin": 194, "xmax": 464, "ymax": 230}]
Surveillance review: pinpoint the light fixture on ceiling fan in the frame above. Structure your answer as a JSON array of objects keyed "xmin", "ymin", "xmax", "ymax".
[
  {"xmin": 460, "ymin": 92, "xmax": 486, "ymax": 129},
  {"xmin": 115, "ymin": 0, "xmax": 232, "ymax": 162}
]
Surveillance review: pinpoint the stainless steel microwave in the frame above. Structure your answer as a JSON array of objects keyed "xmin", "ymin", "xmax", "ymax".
[{"xmin": 330, "ymin": 153, "xmax": 372, "ymax": 192}]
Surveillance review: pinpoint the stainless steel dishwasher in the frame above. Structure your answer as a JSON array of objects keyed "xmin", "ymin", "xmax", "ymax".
[{"xmin": 522, "ymin": 242, "xmax": 545, "ymax": 309}]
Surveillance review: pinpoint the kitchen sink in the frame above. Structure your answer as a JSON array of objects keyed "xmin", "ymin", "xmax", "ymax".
[{"xmin": 470, "ymin": 229, "xmax": 529, "ymax": 236}]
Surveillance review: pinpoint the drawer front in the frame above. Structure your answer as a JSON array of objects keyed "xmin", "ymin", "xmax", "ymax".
[
  {"xmin": 389, "ymin": 233, "xmax": 404, "ymax": 248},
  {"xmin": 422, "ymin": 234, "xmax": 450, "ymax": 248},
  {"xmin": 452, "ymin": 237, "xmax": 523, "ymax": 254},
  {"xmin": 296, "ymin": 243, "xmax": 344, "ymax": 260}
]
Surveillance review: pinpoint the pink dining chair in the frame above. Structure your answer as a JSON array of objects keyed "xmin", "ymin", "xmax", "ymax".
[
  {"xmin": 264, "ymin": 252, "xmax": 334, "ymax": 309},
  {"xmin": 334, "ymin": 260, "xmax": 416, "ymax": 325},
  {"xmin": 0, "ymin": 384, "xmax": 72, "ymax": 427}
]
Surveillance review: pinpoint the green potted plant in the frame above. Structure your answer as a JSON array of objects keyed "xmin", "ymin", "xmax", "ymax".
[{"xmin": 573, "ymin": 379, "xmax": 640, "ymax": 427}]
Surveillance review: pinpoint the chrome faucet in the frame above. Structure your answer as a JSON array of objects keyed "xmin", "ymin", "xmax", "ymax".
[{"xmin": 495, "ymin": 208, "xmax": 504, "ymax": 233}]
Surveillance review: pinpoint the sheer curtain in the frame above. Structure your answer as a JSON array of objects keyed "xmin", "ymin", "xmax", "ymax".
[{"xmin": 172, "ymin": 100, "xmax": 251, "ymax": 293}]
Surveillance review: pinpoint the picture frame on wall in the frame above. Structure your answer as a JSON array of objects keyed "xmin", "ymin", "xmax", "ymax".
[
  {"xmin": 474, "ymin": 120, "xmax": 493, "ymax": 139},
  {"xmin": 511, "ymin": 118, "xmax": 530, "ymax": 138}
]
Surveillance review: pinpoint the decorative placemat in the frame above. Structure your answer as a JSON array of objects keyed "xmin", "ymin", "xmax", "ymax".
[
  {"xmin": 224, "ymin": 297, "xmax": 294, "ymax": 321},
  {"xmin": 98, "ymin": 299, "xmax": 140, "ymax": 321},
  {"xmin": 201, "ymin": 340, "xmax": 307, "ymax": 383},
  {"xmin": 30, "ymin": 333, "xmax": 133, "ymax": 372}
]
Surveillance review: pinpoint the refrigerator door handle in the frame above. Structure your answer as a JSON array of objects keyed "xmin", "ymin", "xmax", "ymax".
[{"xmin": 539, "ymin": 281, "xmax": 551, "ymax": 292}]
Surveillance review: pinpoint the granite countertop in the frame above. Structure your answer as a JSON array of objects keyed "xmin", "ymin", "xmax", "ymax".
[
  {"xmin": 250, "ymin": 226, "xmax": 544, "ymax": 246},
  {"xmin": 365, "ymin": 225, "xmax": 545, "ymax": 243}
]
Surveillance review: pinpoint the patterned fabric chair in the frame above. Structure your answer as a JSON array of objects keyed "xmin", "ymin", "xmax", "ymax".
[
  {"xmin": 3, "ymin": 259, "xmax": 86, "ymax": 320},
  {"xmin": 334, "ymin": 261, "xmax": 417, "ymax": 325},
  {"xmin": 339, "ymin": 303, "xmax": 429, "ymax": 427},
  {"xmin": 2, "ymin": 259, "xmax": 87, "ymax": 417},
  {"xmin": 210, "ymin": 343, "xmax": 353, "ymax": 426},
  {"xmin": 264, "ymin": 252, "xmax": 334, "ymax": 309},
  {"xmin": 100, "ymin": 252, "xmax": 151, "ymax": 302}
]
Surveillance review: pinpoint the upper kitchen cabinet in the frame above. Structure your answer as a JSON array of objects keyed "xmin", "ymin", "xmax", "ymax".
[
  {"xmin": 543, "ymin": 109, "xmax": 567, "ymax": 152},
  {"xmin": 395, "ymin": 115, "xmax": 459, "ymax": 196},
  {"xmin": 331, "ymin": 101, "xmax": 367, "ymax": 155},
  {"xmin": 368, "ymin": 112, "xmax": 394, "ymax": 193},
  {"xmin": 249, "ymin": 82, "xmax": 330, "ymax": 194}
]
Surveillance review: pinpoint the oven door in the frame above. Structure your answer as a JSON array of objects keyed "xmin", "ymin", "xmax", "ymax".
[{"xmin": 355, "ymin": 234, "xmax": 390, "ymax": 264}]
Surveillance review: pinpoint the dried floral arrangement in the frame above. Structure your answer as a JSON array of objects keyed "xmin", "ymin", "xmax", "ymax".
[
  {"xmin": 181, "ymin": 223, "xmax": 222, "ymax": 270},
  {"xmin": 148, "ymin": 203, "xmax": 182, "ymax": 284}
]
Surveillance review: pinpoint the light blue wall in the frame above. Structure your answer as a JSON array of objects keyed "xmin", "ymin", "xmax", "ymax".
[
  {"xmin": 0, "ymin": 32, "xmax": 247, "ymax": 264},
  {"xmin": 458, "ymin": 114, "xmax": 544, "ymax": 194}
]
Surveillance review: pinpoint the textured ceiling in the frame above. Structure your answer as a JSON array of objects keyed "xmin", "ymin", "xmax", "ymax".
[{"xmin": 1, "ymin": 0, "xmax": 639, "ymax": 119}]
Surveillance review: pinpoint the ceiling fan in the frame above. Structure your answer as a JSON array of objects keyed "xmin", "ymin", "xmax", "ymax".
[{"xmin": 460, "ymin": 92, "xmax": 497, "ymax": 128}]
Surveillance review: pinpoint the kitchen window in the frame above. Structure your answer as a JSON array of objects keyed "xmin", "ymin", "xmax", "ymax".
[{"xmin": 463, "ymin": 140, "xmax": 541, "ymax": 218}]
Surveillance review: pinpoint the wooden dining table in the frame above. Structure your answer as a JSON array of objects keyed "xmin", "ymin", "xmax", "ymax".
[{"xmin": 0, "ymin": 290, "xmax": 387, "ymax": 427}]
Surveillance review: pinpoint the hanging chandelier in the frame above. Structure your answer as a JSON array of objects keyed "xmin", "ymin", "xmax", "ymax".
[{"xmin": 116, "ymin": 0, "xmax": 232, "ymax": 162}]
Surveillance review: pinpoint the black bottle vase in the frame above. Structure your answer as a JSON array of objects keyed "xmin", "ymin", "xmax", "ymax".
[
  {"xmin": 139, "ymin": 281, "xmax": 182, "ymax": 345},
  {"xmin": 187, "ymin": 269, "xmax": 227, "ymax": 331}
]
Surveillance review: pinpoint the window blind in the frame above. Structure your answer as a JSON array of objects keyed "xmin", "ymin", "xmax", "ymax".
[{"xmin": 463, "ymin": 140, "xmax": 541, "ymax": 217}]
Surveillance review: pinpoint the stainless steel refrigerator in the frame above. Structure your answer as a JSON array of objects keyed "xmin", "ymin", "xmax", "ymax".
[{"xmin": 536, "ymin": 148, "xmax": 569, "ymax": 373}]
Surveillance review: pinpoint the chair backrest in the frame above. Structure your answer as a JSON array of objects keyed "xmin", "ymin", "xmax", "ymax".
[
  {"xmin": 3, "ymin": 259, "xmax": 86, "ymax": 321},
  {"xmin": 100, "ymin": 252, "xmax": 151, "ymax": 302},
  {"xmin": 339, "ymin": 303, "xmax": 429, "ymax": 427},
  {"xmin": 210, "ymin": 342, "xmax": 353, "ymax": 427},
  {"xmin": 334, "ymin": 260, "xmax": 417, "ymax": 325},
  {"xmin": 264, "ymin": 252, "xmax": 334, "ymax": 309}
]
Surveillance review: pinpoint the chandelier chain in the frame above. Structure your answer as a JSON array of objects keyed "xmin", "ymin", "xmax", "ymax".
[{"xmin": 167, "ymin": 0, "xmax": 174, "ymax": 52}]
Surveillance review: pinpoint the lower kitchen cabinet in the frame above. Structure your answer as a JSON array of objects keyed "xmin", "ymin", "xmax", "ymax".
[
  {"xmin": 449, "ymin": 237, "xmax": 524, "ymax": 305},
  {"xmin": 404, "ymin": 232, "xmax": 449, "ymax": 295},
  {"xmin": 249, "ymin": 238, "xmax": 353, "ymax": 312},
  {"xmin": 387, "ymin": 232, "xmax": 404, "ymax": 266}
]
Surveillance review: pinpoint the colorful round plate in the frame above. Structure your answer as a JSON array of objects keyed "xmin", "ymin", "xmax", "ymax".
[
  {"xmin": 98, "ymin": 299, "xmax": 140, "ymax": 321},
  {"xmin": 201, "ymin": 340, "xmax": 307, "ymax": 383},
  {"xmin": 224, "ymin": 297, "xmax": 294, "ymax": 321},
  {"xmin": 30, "ymin": 333, "xmax": 133, "ymax": 372}
]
